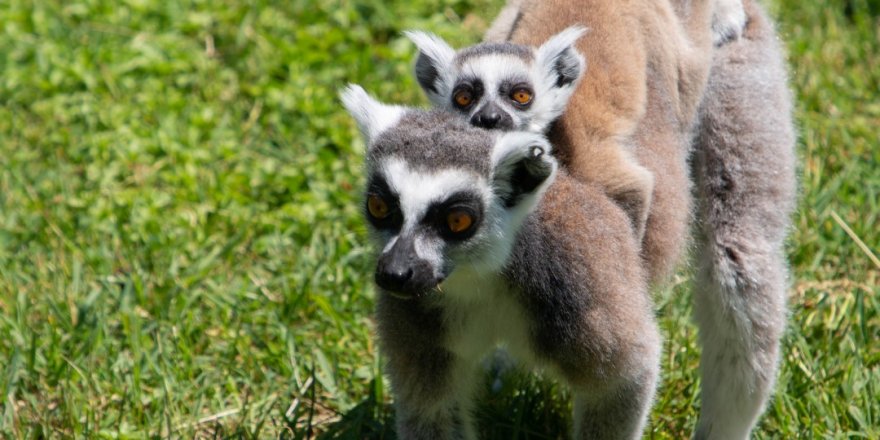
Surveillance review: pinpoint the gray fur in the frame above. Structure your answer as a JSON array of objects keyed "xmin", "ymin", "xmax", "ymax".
[
  {"xmin": 454, "ymin": 42, "xmax": 533, "ymax": 65},
  {"xmin": 368, "ymin": 110, "xmax": 495, "ymax": 176},
  {"xmin": 691, "ymin": 0, "xmax": 795, "ymax": 437},
  {"xmin": 376, "ymin": 294, "xmax": 473, "ymax": 439}
]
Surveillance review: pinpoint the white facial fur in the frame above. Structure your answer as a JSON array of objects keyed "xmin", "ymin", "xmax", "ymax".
[
  {"xmin": 376, "ymin": 158, "xmax": 493, "ymax": 279},
  {"xmin": 408, "ymin": 26, "xmax": 586, "ymax": 133},
  {"xmin": 365, "ymin": 132, "xmax": 557, "ymax": 281},
  {"xmin": 457, "ymin": 54, "xmax": 534, "ymax": 128}
]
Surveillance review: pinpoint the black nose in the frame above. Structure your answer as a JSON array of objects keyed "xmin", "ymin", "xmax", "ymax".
[
  {"xmin": 474, "ymin": 112, "xmax": 501, "ymax": 128},
  {"xmin": 375, "ymin": 237, "xmax": 441, "ymax": 298},
  {"xmin": 375, "ymin": 265, "xmax": 414, "ymax": 292}
]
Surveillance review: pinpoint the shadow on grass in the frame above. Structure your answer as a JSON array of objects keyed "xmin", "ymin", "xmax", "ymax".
[{"xmin": 305, "ymin": 369, "xmax": 571, "ymax": 440}]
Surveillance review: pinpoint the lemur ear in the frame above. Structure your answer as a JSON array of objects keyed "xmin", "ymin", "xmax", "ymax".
[
  {"xmin": 340, "ymin": 84, "xmax": 405, "ymax": 145},
  {"xmin": 535, "ymin": 26, "xmax": 587, "ymax": 88},
  {"xmin": 491, "ymin": 132, "xmax": 558, "ymax": 208},
  {"xmin": 404, "ymin": 31, "xmax": 456, "ymax": 102}
]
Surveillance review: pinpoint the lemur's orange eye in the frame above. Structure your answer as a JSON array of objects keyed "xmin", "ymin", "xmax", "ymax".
[
  {"xmin": 368, "ymin": 195, "xmax": 390, "ymax": 219},
  {"xmin": 446, "ymin": 210, "xmax": 473, "ymax": 233},
  {"xmin": 511, "ymin": 88, "xmax": 532, "ymax": 105},
  {"xmin": 454, "ymin": 90, "xmax": 473, "ymax": 108}
]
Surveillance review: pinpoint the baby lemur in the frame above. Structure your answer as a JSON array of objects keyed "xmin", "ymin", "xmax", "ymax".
[
  {"xmin": 407, "ymin": 0, "xmax": 722, "ymax": 244},
  {"xmin": 405, "ymin": 0, "xmax": 796, "ymax": 438},
  {"xmin": 342, "ymin": 85, "xmax": 661, "ymax": 439}
]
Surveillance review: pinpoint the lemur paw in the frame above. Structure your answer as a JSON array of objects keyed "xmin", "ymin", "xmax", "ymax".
[{"xmin": 712, "ymin": 0, "xmax": 747, "ymax": 46}]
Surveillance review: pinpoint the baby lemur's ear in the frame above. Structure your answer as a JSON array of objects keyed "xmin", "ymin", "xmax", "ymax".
[
  {"xmin": 340, "ymin": 84, "xmax": 405, "ymax": 145},
  {"xmin": 404, "ymin": 31, "xmax": 456, "ymax": 104},
  {"xmin": 535, "ymin": 26, "xmax": 587, "ymax": 89},
  {"xmin": 491, "ymin": 132, "xmax": 558, "ymax": 208}
]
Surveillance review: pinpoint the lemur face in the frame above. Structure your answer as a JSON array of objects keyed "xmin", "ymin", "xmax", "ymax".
[
  {"xmin": 341, "ymin": 86, "xmax": 557, "ymax": 299},
  {"xmin": 447, "ymin": 52, "xmax": 535, "ymax": 131},
  {"xmin": 406, "ymin": 27, "xmax": 586, "ymax": 133}
]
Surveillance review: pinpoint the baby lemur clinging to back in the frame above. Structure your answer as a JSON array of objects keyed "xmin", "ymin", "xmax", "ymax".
[
  {"xmin": 342, "ymin": 85, "xmax": 661, "ymax": 439},
  {"xmin": 407, "ymin": 0, "xmax": 723, "ymax": 243},
  {"xmin": 407, "ymin": 25, "xmax": 656, "ymax": 242}
]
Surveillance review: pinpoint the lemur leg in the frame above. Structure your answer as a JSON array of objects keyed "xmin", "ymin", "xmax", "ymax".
[
  {"xmin": 711, "ymin": 0, "xmax": 747, "ymax": 46},
  {"xmin": 600, "ymin": 153, "xmax": 654, "ymax": 242},
  {"xmin": 393, "ymin": 359, "xmax": 480, "ymax": 440},
  {"xmin": 691, "ymin": 1, "xmax": 796, "ymax": 438},
  {"xmin": 571, "ymin": 365, "xmax": 660, "ymax": 440},
  {"xmin": 672, "ymin": 0, "xmax": 746, "ymax": 47},
  {"xmin": 376, "ymin": 297, "xmax": 481, "ymax": 440},
  {"xmin": 483, "ymin": 0, "xmax": 524, "ymax": 42},
  {"xmin": 539, "ymin": 295, "xmax": 662, "ymax": 439}
]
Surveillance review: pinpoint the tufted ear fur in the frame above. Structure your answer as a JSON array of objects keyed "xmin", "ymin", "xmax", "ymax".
[
  {"xmin": 527, "ymin": 26, "xmax": 587, "ymax": 132},
  {"xmin": 404, "ymin": 30, "xmax": 456, "ymax": 105},
  {"xmin": 536, "ymin": 26, "xmax": 587, "ymax": 88},
  {"xmin": 491, "ymin": 132, "xmax": 558, "ymax": 209},
  {"xmin": 340, "ymin": 84, "xmax": 405, "ymax": 145}
]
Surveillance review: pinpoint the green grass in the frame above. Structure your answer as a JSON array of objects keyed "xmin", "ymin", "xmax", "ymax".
[{"xmin": 0, "ymin": 0, "xmax": 877, "ymax": 438}]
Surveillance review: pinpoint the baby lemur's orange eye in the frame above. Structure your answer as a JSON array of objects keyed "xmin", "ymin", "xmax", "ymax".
[
  {"xmin": 368, "ymin": 195, "xmax": 390, "ymax": 219},
  {"xmin": 511, "ymin": 88, "xmax": 532, "ymax": 105},
  {"xmin": 446, "ymin": 210, "xmax": 473, "ymax": 233},
  {"xmin": 454, "ymin": 90, "xmax": 473, "ymax": 108}
]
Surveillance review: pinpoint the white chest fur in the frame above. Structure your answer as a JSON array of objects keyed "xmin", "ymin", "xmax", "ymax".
[{"xmin": 439, "ymin": 268, "xmax": 536, "ymax": 366}]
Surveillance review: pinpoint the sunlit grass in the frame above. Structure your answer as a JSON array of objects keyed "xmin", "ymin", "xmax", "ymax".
[{"xmin": 0, "ymin": 0, "xmax": 877, "ymax": 438}]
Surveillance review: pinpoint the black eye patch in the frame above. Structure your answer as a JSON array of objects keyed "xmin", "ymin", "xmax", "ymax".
[
  {"xmin": 423, "ymin": 191, "xmax": 484, "ymax": 241},
  {"xmin": 499, "ymin": 79, "xmax": 534, "ymax": 108},
  {"xmin": 497, "ymin": 77, "xmax": 531, "ymax": 93},
  {"xmin": 365, "ymin": 176, "xmax": 403, "ymax": 231},
  {"xmin": 452, "ymin": 78, "xmax": 484, "ymax": 110}
]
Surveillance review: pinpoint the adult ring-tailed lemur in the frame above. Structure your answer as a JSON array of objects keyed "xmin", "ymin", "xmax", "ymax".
[
  {"xmin": 343, "ymin": 0, "xmax": 796, "ymax": 437},
  {"xmin": 343, "ymin": 88, "xmax": 661, "ymax": 438}
]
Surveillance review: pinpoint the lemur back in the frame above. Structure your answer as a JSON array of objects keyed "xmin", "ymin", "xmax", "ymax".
[
  {"xmin": 497, "ymin": 0, "xmax": 718, "ymax": 282},
  {"xmin": 342, "ymin": 88, "xmax": 662, "ymax": 438}
]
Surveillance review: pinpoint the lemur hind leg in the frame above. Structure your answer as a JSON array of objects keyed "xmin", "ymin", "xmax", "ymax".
[
  {"xmin": 711, "ymin": 0, "xmax": 747, "ymax": 45},
  {"xmin": 376, "ymin": 296, "xmax": 481, "ymax": 440},
  {"xmin": 565, "ymin": 315, "xmax": 661, "ymax": 440},
  {"xmin": 510, "ymin": 176, "xmax": 662, "ymax": 440},
  {"xmin": 571, "ymin": 364, "xmax": 660, "ymax": 440},
  {"xmin": 691, "ymin": 1, "xmax": 796, "ymax": 438}
]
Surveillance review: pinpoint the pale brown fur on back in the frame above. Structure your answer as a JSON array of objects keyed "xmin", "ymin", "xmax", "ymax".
[{"xmin": 505, "ymin": 0, "xmax": 714, "ymax": 276}]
